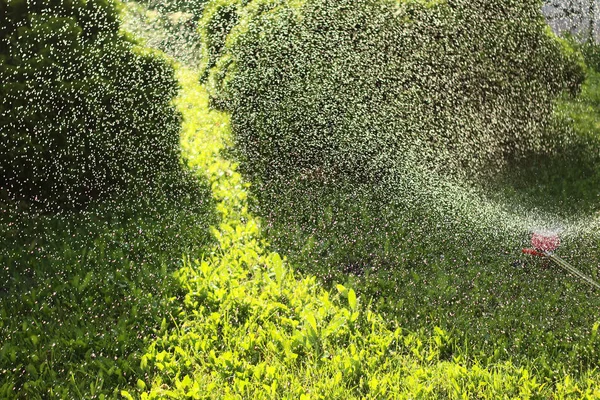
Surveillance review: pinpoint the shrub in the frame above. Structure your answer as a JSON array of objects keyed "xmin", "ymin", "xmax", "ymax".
[
  {"xmin": 198, "ymin": 0, "xmax": 248, "ymax": 82},
  {"xmin": 204, "ymin": 0, "xmax": 585, "ymax": 183},
  {"xmin": 0, "ymin": 0, "xmax": 182, "ymax": 210}
]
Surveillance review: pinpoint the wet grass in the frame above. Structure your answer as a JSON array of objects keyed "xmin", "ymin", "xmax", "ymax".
[
  {"xmin": 4, "ymin": 1, "xmax": 600, "ymax": 398},
  {"xmin": 0, "ymin": 176, "xmax": 215, "ymax": 398},
  {"xmin": 253, "ymin": 172, "xmax": 600, "ymax": 375},
  {"xmin": 126, "ymin": 66, "xmax": 600, "ymax": 400}
]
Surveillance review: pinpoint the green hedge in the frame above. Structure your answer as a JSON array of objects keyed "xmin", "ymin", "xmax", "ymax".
[
  {"xmin": 198, "ymin": 0, "xmax": 250, "ymax": 82},
  {"xmin": 203, "ymin": 0, "xmax": 585, "ymax": 183},
  {"xmin": 0, "ymin": 0, "xmax": 182, "ymax": 210}
]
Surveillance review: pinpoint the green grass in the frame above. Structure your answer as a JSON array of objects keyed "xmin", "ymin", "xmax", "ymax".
[
  {"xmin": 5, "ymin": 2, "xmax": 600, "ymax": 398},
  {"xmin": 251, "ymin": 164, "xmax": 600, "ymax": 373},
  {"xmin": 122, "ymin": 66, "xmax": 600, "ymax": 399},
  {"xmin": 0, "ymin": 178, "xmax": 216, "ymax": 398}
]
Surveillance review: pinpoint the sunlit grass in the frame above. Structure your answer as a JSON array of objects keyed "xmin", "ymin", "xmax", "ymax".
[
  {"xmin": 4, "ymin": 1, "xmax": 600, "ymax": 398},
  {"xmin": 125, "ymin": 65, "xmax": 600, "ymax": 399}
]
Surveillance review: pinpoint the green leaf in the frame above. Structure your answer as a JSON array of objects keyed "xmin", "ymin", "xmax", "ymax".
[
  {"xmin": 323, "ymin": 315, "xmax": 346, "ymax": 338},
  {"xmin": 271, "ymin": 253, "xmax": 286, "ymax": 285},
  {"xmin": 120, "ymin": 390, "xmax": 134, "ymax": 400},
  {"xmin": 140, "ymin": 355, "xmax": 148, "ymax": 370},
  {"xmin": 305, "ymin": 313, "xmax": 318, "ymax": 342},
  {"xmin": 306, "ymin": 313, "xmax": 317, "ymax": 332},
  {"xmin": 348, "ymin": 289, "xmax": 357, "ymax": 311}
]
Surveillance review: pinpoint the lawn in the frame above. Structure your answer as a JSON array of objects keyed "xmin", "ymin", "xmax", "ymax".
[
  {"xmin": 126, "ymin": 66, "xmax": 600, "ymax": 399},
  {"xmin": 0, "ymin": 176, "xmax": 215, "ymax": 398},
  {"xmin": 3, "ymin": 1, "xmax": 600, "ymax": 398}
]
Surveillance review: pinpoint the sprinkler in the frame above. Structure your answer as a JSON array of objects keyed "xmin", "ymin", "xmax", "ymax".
[{"xmin": 522, "ymin": 232, "xmax": 600, "ymax": 290}]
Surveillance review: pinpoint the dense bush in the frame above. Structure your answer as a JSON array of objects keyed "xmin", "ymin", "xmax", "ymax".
[
  {"xmin": 204, "ymin": 0, "xmax": 585, "ymax": 183},
  {"xmin": 0, "ymin": 0, "xmax": 182, "ymax": 210},
  {"xmin": 198, "ymin": 0, "xmax": 248, "ymax": 82}
]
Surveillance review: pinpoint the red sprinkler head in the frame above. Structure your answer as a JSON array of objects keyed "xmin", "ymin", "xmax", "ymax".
[
  {"xmin": 522, "ymin": 247, "xmax": 546, "ymax": 257},
  {"xmin": 522, "ymin": 232, "xmax": 600, "ymax": 290},
  {"xmin": 522, "ymin": 232, "xmax": 560, "ymax": 257}
]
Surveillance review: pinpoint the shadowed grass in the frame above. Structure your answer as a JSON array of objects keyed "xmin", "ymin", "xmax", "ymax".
[{"xmin": 0, "ymin": 175, "xmax": 216, "ymax": 398}]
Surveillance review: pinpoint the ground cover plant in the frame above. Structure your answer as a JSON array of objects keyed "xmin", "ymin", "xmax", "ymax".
[
  {"xmin": 0, "ymin": 183, "xmax": 215, "ymax": 398},
  {"xmin": 198, "ymin": 0, "xmax": 600, "ymax": 381},
  {"xmin": 4, "ymin": 0, "xmax": 600, "ymax": 398},
  {"xmin": 115, "ymin": 7, "xmax": 600, "ymax": 395}
]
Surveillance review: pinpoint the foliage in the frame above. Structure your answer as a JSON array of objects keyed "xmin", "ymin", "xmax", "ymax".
[
  {"xmin": 559, "ymin": 71, "xmax": 600, "ymax": 137},
  {"xmin": 253, "ymin": 164, "xmax": 600, "ymax": 373},
  {"xmin": 123, "ymin": 67, "xmax": 600, "ymax": 400},
  {"xmin": 4, "ymin": 2, "xmax": 600, "ymax": 398},
  {"xmin": 205, "ymin": 0, "xmax": 585, "ymax": 183},
  {"xmin": 0, "ymin": 0, "xmax": 182, "ymax": 211},
  {"xmin": 120, "ymin": 1, "xmax": 203, "ymax": 67},
  {"xmin": 0, "ymin": 179, "xmax": 216, "ymax": 398},
  {"xmin": 569, "ymin": 38, "xmax": 600, "ymax": 73}
]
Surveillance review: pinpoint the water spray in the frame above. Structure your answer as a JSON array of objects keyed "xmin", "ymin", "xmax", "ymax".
[{"xmin": 523, "ymin": 232, "xmax": 600, "ymax": 290}]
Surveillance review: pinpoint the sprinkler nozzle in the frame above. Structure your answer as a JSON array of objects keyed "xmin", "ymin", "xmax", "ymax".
[{"xmin": 522, "ymin": 248, "xmax": 545, "ymax": 257}]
